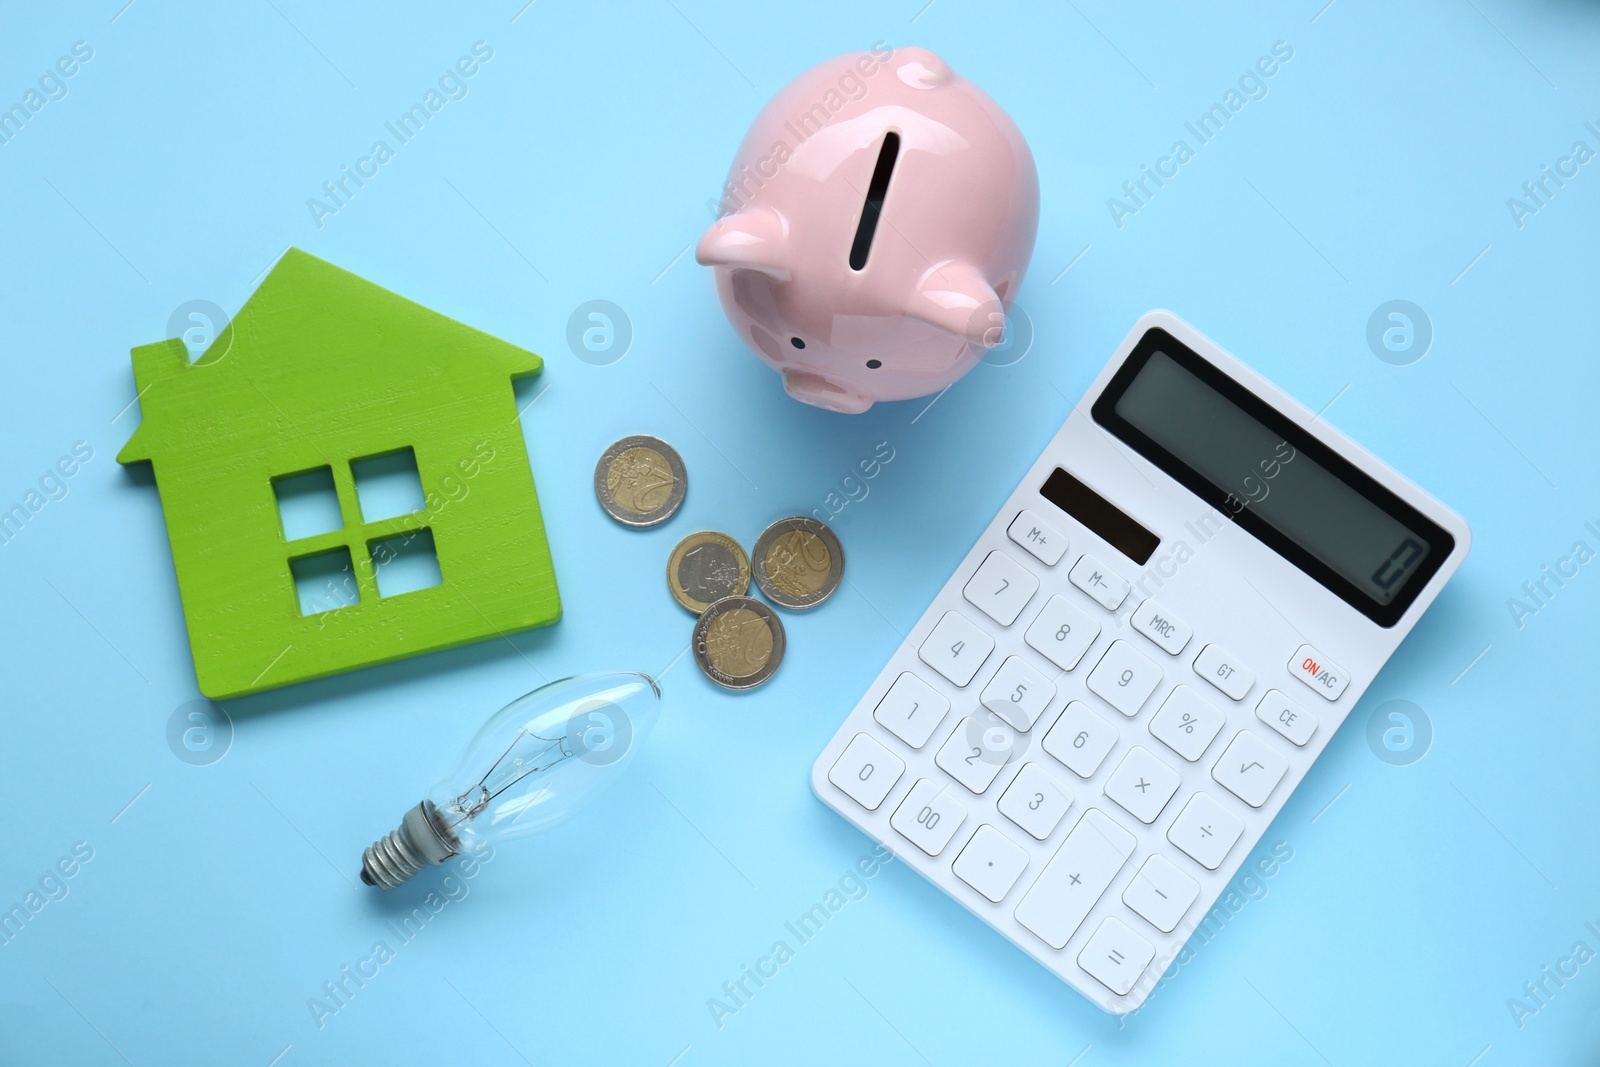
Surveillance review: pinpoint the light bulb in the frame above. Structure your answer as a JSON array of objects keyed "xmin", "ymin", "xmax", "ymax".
[{"xmin": 360, "ymin": 672, "xmax": 661, "ymax": 889}]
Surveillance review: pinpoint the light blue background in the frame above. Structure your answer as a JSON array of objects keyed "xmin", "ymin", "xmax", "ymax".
[{"xmin": 1, "ymin": 1, "xmax": 1597, "ymax": 1064}]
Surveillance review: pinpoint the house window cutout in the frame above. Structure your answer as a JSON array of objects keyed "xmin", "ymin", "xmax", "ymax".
[
  {"xmin": 291, "ymin": 546, "xmax": 360, "ymax": 616},
  {"xmin": 272, "ymin": 466, "xmax": 344, "ymax": 542},
  {"xmin": 352, "ymin": 447, "xmax": 426, "ymax": 523},
  {"xmin": 370, "ymin": 528, "xmax": 442, "ymax": 599}
]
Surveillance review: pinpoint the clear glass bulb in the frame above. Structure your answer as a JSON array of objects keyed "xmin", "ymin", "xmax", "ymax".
[{"xmin": 360, "ymin": 672, "xmax": 660, "ymax": 889}]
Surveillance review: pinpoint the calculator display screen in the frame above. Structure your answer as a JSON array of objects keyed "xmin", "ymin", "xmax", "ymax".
[{"xmin": 1092, "ymin": 330, "xmax": 1453, "ymax": 627}]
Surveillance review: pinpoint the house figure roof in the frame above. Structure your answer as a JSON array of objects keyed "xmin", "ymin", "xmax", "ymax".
[{"xmin": 118, "ymin": 248, "xmax": 561, "ymax": 699}]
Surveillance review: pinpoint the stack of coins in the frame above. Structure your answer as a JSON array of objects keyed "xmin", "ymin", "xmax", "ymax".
[
  {"xmin": 594, "ymin": 436, "xmax": 844, "ymax": 691},
  {"xmin": 675, "ymin": 516, "xmax": 843, "ymax": 690}
]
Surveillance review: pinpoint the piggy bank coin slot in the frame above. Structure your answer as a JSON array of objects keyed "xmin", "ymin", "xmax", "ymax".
[{"xmin": 848, "ymin": 130, "xmax": 902, "ymax": 271}]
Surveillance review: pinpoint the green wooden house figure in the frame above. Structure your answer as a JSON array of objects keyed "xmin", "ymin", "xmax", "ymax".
[{"xmin": 118, "ymin": 249, "xmax": 561, "ymax": 699}]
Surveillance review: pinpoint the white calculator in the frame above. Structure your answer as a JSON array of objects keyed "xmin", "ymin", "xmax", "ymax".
[{"xmin": 811, "ymin": 311, "xmax": 1470, "ymax": 1013}]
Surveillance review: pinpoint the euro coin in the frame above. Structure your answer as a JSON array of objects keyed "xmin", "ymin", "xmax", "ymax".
[
  {"xmin": 693, "ymin": 595, "xmax": 785, "ymax": 690},
  {"xmin": 594, "ymin": 435, "xmax": 686, "ymax": 527},
  {"xmin": 751, "ymin": 517, "xmax": 844, "ymax": 610},
  {"xmin": 668, "ymin": 531, "xmax": 751, "ymax": 614}
]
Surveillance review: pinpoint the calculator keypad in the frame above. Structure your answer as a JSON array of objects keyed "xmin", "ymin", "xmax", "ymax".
[
  {"xmin": 1122, "ymin": 855, "xmax": 1198, "ymax": 933},
  {"xmin": 918, "ymin": 611, "xmax": 994, "ymax": 686},
  {"xmin": 997, "ymin": 762, "xmax": 1074, "ymax": 840},
  {"xmin": 1069, "ymin": 553, "xmax": 1130, "ymax": 611},
  {"xmin": 1042, "ymin": 701, "xmax": 1119, "ymax": 779},
  {"xmin": 936, "ymin": 718, "xmax": 1011, "ymax": 794},
  {"xmin": 873, "ymin": 673, "xmax": 950, "ymax": 749},
  {"xmin": 953, "ymin": 825, "xmax": 1030, "ymax": 902},
  {"xmin": 1147, "ymin": 686, "xmax": 1226, "ymax": 762},
  {"xmin": 1103, "ymin": 746, "xmax": 1181, "ymax": 824},
  {"xmin": 819, "ymin": 504, "xmax": 1347, "ymax": 1012},
  {"xmin": 1166, "ymin": 791, "xmax": 1245, "ymax": 870},
  {"xmin": 890, "ymin": 778, "xmax": 968, "ymax": 856},
  {"xmin": 1024, "ymin": 595, "xmax": 1100, "ymax": 671},
  {"xmin": 1194, "ymin": 643, "xmax": 1255, "ymax": 701},
  {"xmin": 1086, "ymin": 640, "xmax": 1162, "ymax": 716},
  {"xmin": 1007, "ymin": 509, "xmax": 1067, "ymax": 565},
  {"xmin": 827, "ymin": 734, "xmax": 903, "ymax": 810},
  {"xmin": 980, "ymin": 656, "xmax": 1056, "ymax": 730},
  {"xmin": 1014, "ymin": 809, "xmax": 1135, "ymax": 949},
  {"xmin": 1211, "ymin": 731, "xmax": 1289, "ymax": 807},
  {"xmin": 1289, "ymin": 642, "xmax": 1349, "ymax": 700},
  {"xmin": 963, "ymin": 551, "xmax": 1038, "ymax": 625},
  {"xmin": 1130, "ymin": 598, "xmax": 1192, "ymax": 656},
  {"xmin": 1256, "ymin": 689, "xmax": 1316, "ymax": 746},
  {"xmin": 1078, "ymin": 917, "xmax": 1155, "ymax": 996}
]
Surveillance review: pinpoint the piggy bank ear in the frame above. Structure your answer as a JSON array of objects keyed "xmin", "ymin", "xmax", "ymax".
[
  {"xmin": 696, "ymin": 207, "xmax": 792, "ymax": 281},
  {"xmin": 905, "ymin": 262, "xmax": 1004, "ymax": 347}
]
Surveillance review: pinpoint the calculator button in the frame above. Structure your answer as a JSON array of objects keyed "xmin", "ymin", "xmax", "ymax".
[
  {"xmin": 1167, "ymin": 792, "xmax": 1245, "ymax": 870},
  {"xmin": 1122, "ymin": 855, "xmax": 1199, "ymax": 933},
  {"xmin": 1015, "ymin": 809, "xmax": 1136, "ymax": 950},
  {"xmin": 1130, "ymin": 599, "xmax": 1192, "ymax": 656},
  {"xmin": 952, "ymin": 824, "xmax": 1030, "ymax": 902},
  {"xmin": 1069, "ymin": 553, "xmax": 1131, "ymax": 611},
  {"xmin": 980, "ymin": 657, "xmax": 1056, "ymax": 730},
  {"xmin": 827, "ymin": 733, "xmax": 904, "ymax": 811},
  {"xmin": 873, "ymin": 673, "xmax": 951, "ymax": 749},
  {"xmin": 1042, "ymin": 701, "xmax": 1119, "ymax": 779},
  {"xmin": 1212, "ymin": 731, "xmax": 1289, "ymax": 808},
  {"xmin": 1077, "ymin": 916, "xmax": 1155, "ymax": 996},
  {"xmin": 1193, "ymin": 643, "xmax": 1255, "ymax": 701},
  {"xmin": 1289, "ymin": 643, "xmax": 1350, "ymax": 700},
  {"xmin": 997, "ymin": 762, "xmax": 1074, "ymax": 840},
  {"xmin": 1007, "ymin": 509, "xmax": 1067, "ymax": 566},
  {"xmin": 1086, "ymin": 640, "xmax": 1162, "ymax": 717},
  {"xmin": 936, "ymin": 717, "xmax": 1011, "ymax": 794},
  {"xmin": 1024, "ymin": 595, "xmax": 1101, "ymax": 672},
  {"xmin": 962, "ymin": 551, "xmax": 1038, "ymax": 626},
  {"xmin": 918, "ymin": 611, "xmax": 994, "ymax": 687},
  {"xmin": 1103, "ymin": 746, "xmax": 1181, "ymax": 824},
  {"xmin": 1147, "ymin": 686, "xmax": 1226, "ymax": 762},
  {"xmin": 1256, "ymin": 689, "xmax": 1316, "ymax": 747},
  {"xmin": 890, "ymin": 779, "xmax": 968, "ymax": 856}
]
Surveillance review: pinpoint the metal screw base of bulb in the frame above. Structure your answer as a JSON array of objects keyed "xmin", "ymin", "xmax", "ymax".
[{"xmin": 360, "ymin": 800, "xmax": 459, "ymax": 890}]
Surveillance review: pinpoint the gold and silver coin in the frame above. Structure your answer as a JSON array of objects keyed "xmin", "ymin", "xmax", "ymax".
[
  {"xmin": 751, "ymin": 517, "xmax": 844, "ymax": 610},
  {"xmin": 667, "ymin": 531, "xmax": 751, "ymax": 614},
  {"xmin": 693, "ymin": 595, "xmax": 785, "ymax": 690},
  {"xmin": 594, "ymin": 435, "xmax": 686, "ymax": 527}
]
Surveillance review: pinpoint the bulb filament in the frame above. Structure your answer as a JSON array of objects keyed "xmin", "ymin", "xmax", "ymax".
[{"xmin": 444, "ymin": 727, "xmax": 576, "ymax": 830}]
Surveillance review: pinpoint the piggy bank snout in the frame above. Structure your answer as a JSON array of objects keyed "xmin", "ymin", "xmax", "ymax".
[{"xmin": 782, "ymin": 369, "xmax": 873, "ymax": 415}]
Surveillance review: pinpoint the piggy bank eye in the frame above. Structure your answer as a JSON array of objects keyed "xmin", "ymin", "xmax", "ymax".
[
  {"xmin": 866, "ymin": 359, "xmax": 882, "ymax": 370},
  {"xmin": 790, "ymin": 337, "xmax": 805, "ymax": 350}
]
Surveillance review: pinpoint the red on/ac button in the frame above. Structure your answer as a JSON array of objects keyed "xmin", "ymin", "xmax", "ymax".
[{"xmin": 1289, "ymin": 644, "xmax": 1349, "ymax": 701}]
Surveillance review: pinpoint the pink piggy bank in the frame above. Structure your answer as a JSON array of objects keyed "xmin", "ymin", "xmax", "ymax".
[{"xmin": 696, "ymin": 46, "xmax": 1040, "ymax": 414}]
